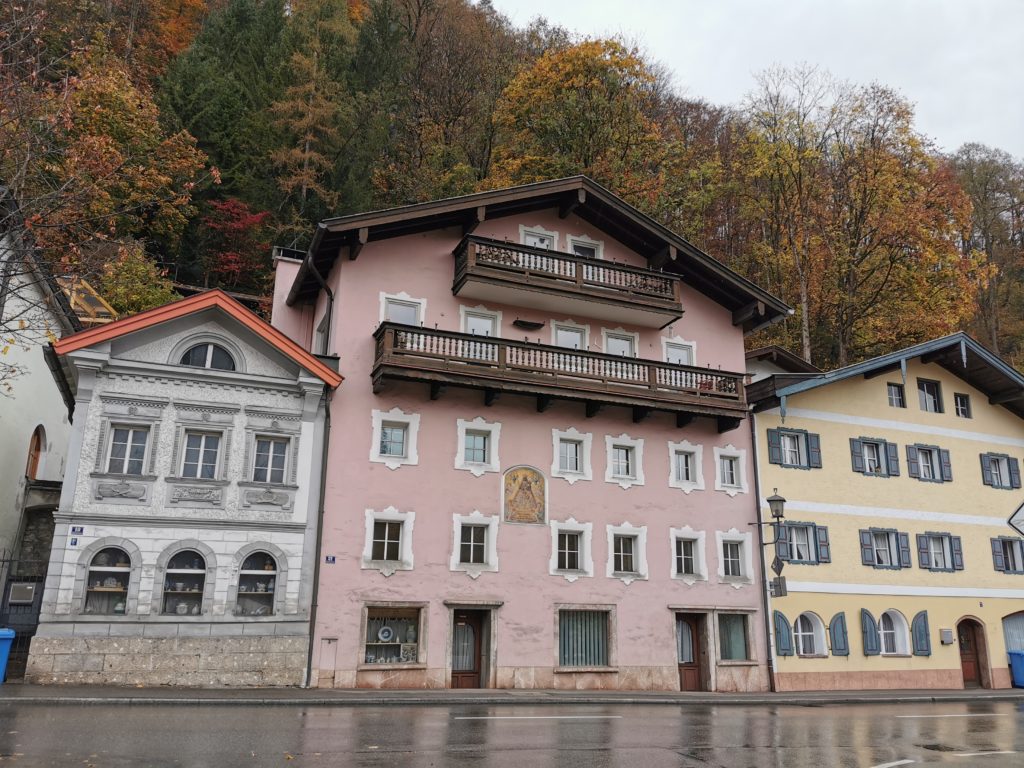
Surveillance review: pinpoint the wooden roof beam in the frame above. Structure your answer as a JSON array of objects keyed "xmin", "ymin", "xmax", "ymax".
[
  {"xmin": 348, "ymin": 227, "xmax": 368, "ymax": 260},
  {"xmin": 648, "ymin": 244, "xmax": 677, "ymax": 271},
  {"xmin": 863, "ymin": 361, "xmax": 903, "ymax": 379},
  {"xmin": 990, "ymin": 388, "xmax": 1024, "ymax": 405},
  {"xmin": 732, "ymin": 300, "xmax": 765, "ymax": 327},
  {"xmin": 462, "ymin": 206, "xmax": 486, "ymax": 236},
  {"xmin": 559, "ymin": 188, "xmax": 586, "ymax": 219}
]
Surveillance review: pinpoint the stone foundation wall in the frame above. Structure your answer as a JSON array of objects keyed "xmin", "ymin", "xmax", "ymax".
[
  {"xmin": 25, "ymin": 634, "xmax": 308, "ymax": 686},
  {"xmin": 775, "ymin": 668, "xmax": 966, "ymax": 691}
]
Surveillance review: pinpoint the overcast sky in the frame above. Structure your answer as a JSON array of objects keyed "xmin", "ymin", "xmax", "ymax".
[{"xmin": 490, "ymin": 0, "xmax": 1024, "ymax": 158}]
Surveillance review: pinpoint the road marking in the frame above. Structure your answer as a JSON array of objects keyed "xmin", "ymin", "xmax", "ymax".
[
  {"xmin": 895, "ymin": 714, "xmax": 1009, "ymax": 719},
  {"xmin": 453, "ymin": 715, "xmax": 624, "ymax": 721},
  {"xmin": 953, "ymin": 752, "xmax": 1017, "ymax": 757},
  {"xmin": 869, "ymin": 760, "xmax": 914, "ymax": 768}
]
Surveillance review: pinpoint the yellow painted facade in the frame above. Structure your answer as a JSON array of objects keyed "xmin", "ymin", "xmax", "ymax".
[{"xmin": 754, "ymin": 353, "xmax": 1024, "ymax": 690}]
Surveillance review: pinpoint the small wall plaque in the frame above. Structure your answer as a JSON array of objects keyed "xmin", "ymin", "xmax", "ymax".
[
  {"xmin": 325, "ymin": 555, "xmax": 336, "ymax": 564},
  {"xmin": 71, "ymin": 526, "xmax": 84, "ymax": 534}
]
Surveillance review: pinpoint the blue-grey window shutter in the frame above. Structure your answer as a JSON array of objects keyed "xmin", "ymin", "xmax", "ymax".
[
  {"xmin": 916, "ymin": 534, "xmax": 931, "ymax": 569},
  {"xmin": 807, "ymin": 433, "xmax": 822, "ymax": 468},
  {"xmin": 815, "ymin": 526, "xmax": 831, "ymax": 563},
  {"xmin": 939, "ymin": 449, "xmax": 953, "ymax": 482},
  {"xmin": 767, "ymin": 429, "xmax": 782, "ymax": 465},
  {"xmin": 992, "ymin": 538, "xmax": 1007, "ymax": 572},
  {"xmin": 885, "ymin": 442, "xmax": 900, "ymax": 476},
  {"xmin": 850, "ymin": 438, "xmax": 865, "ymax": 473},
  {"xmin": 897, "ymin": 532, "xmax": 912, "ymax": 568},
  {"xmin": 861, "ymin": 609, "xmax": 880, "ymax": 656},
  {"xmin": 829, "ymin": 612, "xmax": 849, "ymax": 656},
  {"xmin": 906, "ymin": 445, "xmax": 920, "ymax": 478},
  {"xmin": 859, "ymin": 530, "xmax": 874, "ymax": 565},
  {"xmin": 980, "ymin": 454, "xmax": 994, "ymax": 486},
  {"xmin": 1010, "ymin": 458, "xmax": 1022, "ymax": 489},
  {"xmin": 951, "ymin": 536, "xmax": 964, "ymax": 570},
  {"xmin": 774, "ymin": 610, "xmax": 793, "ymax": 656},
  {"xmin": 776, "ymin": 524, "xmax": 791, "ymax": 561},
  {"xmin": 911, "ymin": 611, "xmax": 931, "ymax": 656}
]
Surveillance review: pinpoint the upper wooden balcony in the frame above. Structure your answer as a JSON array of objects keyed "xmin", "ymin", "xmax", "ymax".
[
  {"xmin": 453, "ymin": 236, "xmax": 684, "ymax": 328},
  {"xmin": 372, "ymin": 323, "xmax": 746, "ymax": 430}
]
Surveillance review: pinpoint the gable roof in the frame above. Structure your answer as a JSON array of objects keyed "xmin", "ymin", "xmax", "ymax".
[
  {"xmin": 287, "ymin": 176, "xmax": 791, "ymax": 334},
  {"xmin": 748, "ymin": 332, "xmax": 1024, "ymax": 419},
  {"xmin": 746, "ymin": 345, "xmax": 821, "ymax": 375},
  {"xmin": 53, "ymin": 289, "xmax": 343, "ymax": 388}
]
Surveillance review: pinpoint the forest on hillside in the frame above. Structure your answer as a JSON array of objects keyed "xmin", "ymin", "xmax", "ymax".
[{"xmin": 2, "ymin": 0, "xmax": 1022, "ymax": 370}]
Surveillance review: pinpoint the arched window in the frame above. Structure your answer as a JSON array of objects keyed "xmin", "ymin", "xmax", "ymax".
[
  {"xmin": 880, "ymin": 610, "xmax": 910, "ymax": 655},
  {"xmin": 235, "ymin": 552, "xmax": 277, "ymax": 617},
  {"xmin": 793, "ymin": 613, "xmax": 826, "ymax": 656},
  {"xmin": 163, "ymin": 550, "xmax": 207, "ymax": 616},
  {"xmin": 179, "ymin": 343, "xmax": 235, "ymax": 371},
  {"xmin": 84, "ymin": 547, "xmax": 130, "ymax": 615},
  {"xmin": 26, "ymin": 425, "xmax": 45, "ymax": 479}
]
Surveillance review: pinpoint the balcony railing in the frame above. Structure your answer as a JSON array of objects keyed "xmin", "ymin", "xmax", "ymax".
[
  {"xmin": 453, "ymin": 236, "xmax": 683, "ymax": 327},
  {"xmin": 373, "ymin": 323, "xmax": 746, "ymax": 421}
]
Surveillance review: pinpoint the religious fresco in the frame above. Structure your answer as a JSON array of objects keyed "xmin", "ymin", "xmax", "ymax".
[{"xmin": 503, "ymin": 466, "xmax": 546, "ymax": 524}]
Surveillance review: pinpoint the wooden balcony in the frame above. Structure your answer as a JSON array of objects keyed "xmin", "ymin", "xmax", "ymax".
[
  {"xmin": 453, "ymin": 236, "xmax": 684, "ymax": 328},
  {"xmin": 373, "ymin": 323, "xmax": 746, "ymax": 429}
]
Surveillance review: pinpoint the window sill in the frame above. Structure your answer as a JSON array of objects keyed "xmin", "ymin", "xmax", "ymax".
[
  {"xmin": 555, "ymin": 666, "xmax": 618, "ymax": 674},
  {"xmin": 358, "ymin": 663, "xmax": 426, "ymax": 671},
  {"xmin": 90, "ymin": 472, "xmax": 157, "ymax": 481},
  {"xmin": 237, "ymin": 480, "xmax": 299, "ymax": 491},
  {"xmin": 165, "ymin": 477, "xmax": 230, "ymax": 486},
  {"xmin": 717, "ymin": 659, "xmax": 757, "ymax": 666},
  {"xmin": 880, "ymin": 653, "xmax": 912, "ymax": 659},
  {"xmin": 796, "ymin": 654, "xmax": 829, "ymax": 659}
]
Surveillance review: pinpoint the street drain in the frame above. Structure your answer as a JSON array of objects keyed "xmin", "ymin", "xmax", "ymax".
[{"xmin": 919, "ymin": 743, "xmax": 958, "ymax": 752}]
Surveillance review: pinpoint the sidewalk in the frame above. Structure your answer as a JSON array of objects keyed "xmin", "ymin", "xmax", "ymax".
[{"xmin": 0, "ymin": 682, "xmax": 1021, "ymax": 707}]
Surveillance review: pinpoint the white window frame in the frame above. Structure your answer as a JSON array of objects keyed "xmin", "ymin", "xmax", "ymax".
[
  {"xmin": 715, "ymin": 528, "xmax": 754, "ymax": 587},
  {"xmin": 1002, "ymin": 539, "xmax": 1023, "ymax": 572},
  {"xmin": 605, "ymin": 522, "xmax": 648, "ymax": 584},
  {"xmin": 379, "ymin": 291, "xmax": 426, "ymax": 326},
  {"xmin": 550, "ymin": 319, "xmax": 590, "ymax": 350},
  {"xmin": 454, "ymin": 417, "xmax": 501, "ymax": 476},
  {"xmin": 369, "ymin": 408, "xmax": 420, "ymax": 470},
  {"xmin": 887, "ymin": 382, "xmax": 906, "ymax": 408},
  {"xmin": 928, "ymin": 534, "xmax": 952, "ymax": 570},
  {"xmin": 548, "ymin": 518, "xmax": 593, "ymax": 582},
  {"xmin": 669, "ymin": 526, "xmax": 708, "ymax": 583},
  {"xmin": 879, "ymin": 609, "xmax": 911, "ymax": 655},
  {"xmin": 788, "ymin": 523, "xmax": 817, "ymax": 563},
  {"xmin": 566, "ymin": 233, "xmax": 604, "ymax": 259},
  {"xmin": 179, "ymin": 430, "xmax": 224, "ymax": 480},
  {"xmin": 449, "ymin": 510, "xmax": 499, "ymax": 579},
  {"xmin": 794, "ymin": 612, "xmax": 828, "ymax": 657},
  {"xmin": 362, "ymin": 507, "xmax": 415, "ymax": 576},
  {"xmin": 601, "ymin": 327, "xmax": 639, "ymax": 358},
  {"xmin": 713, "ymin": 445, "xmax": 748, "ymax": 496},
  {"xmin": 863, "ymin": 440, "xmax": 884, "ymax": 474},
  {"xmin": 459, "ymin": 305, "xmax": 502, "ymax": 338},
  {"xmin": 662, "ymin": 335, "xmax": 697, "ymax": 367},
  {"xmin": 605, "ymin": 434, "xmax": 645, "ymax": 489},
  {"xmin": 551, "ymin": 427, "xmax": 593, "ymax": 484},
  {"xmin": 519, "ymin": 224, "xmax": 559, "ymax": 250},
  {"xmin": 779, "ymin": 432, "xmax": 805, "ymax": 467},
  {"xmin": 954, "ymin": 392, "xmax": 972, "ymax": 418},
  {"xmin": 251, "ymin": 434, "xmax": 290, "ymax": 485},
  {"xmin": 989, "ymin": 454, "xmax": 1011, "ymax": 489},
  {"xmin": 667, "ymin": 439, "xmax": 704, "ymax": 493},
  {"xmin": 105, "ymin": 425, "xmax": 151, "ymax": 476},
  {"xmin": 918, "ymin": 446, "xmax": 939, "ymax": 481},
  {"xmin": 872, "ymin": 530, "xmax": 899, "ymax": 567}
]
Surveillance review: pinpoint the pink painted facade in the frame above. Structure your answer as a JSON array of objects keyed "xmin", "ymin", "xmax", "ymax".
[{"xmin": 272, "ymin": 182, "xmax": 779, "ymax": 691}]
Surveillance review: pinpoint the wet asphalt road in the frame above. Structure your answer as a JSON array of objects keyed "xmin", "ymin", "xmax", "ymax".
[{"xmin": 0, "ymin": 701, "xmax": 1021, "ymax": 767}]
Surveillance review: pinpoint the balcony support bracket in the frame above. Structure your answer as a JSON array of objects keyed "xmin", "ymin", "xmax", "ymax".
[
  {"xmin": 429, "ymin": 382, "xmax": 446, "ymax": 401},
  {"xmin": 632, "ymin": 406, "xmax": 651, "ymax": 424},
  {"xmin": 717, "ymin": 415, "xmax": 742, "ymax": 434},
  {"xmin": 483, "ymin": 389, "xmax": 500, "ymax": 407},
  {"xmin": 585, "ymin": 402, "xmax": 603, "ymax": 419},
  {"xmin": 676, "ymin": 413, "xmax": 695, "ymax": 429},
  {"xmin": 536, "ymin": 395, "xmax": 554, "ymax": 413},
  {"xmin": 463, "ymin": 206, "xmax": 486, "ymax": 236},
  {"xmin": 349, "ymin": 227, "xmax": 369, "ymax": 260}
]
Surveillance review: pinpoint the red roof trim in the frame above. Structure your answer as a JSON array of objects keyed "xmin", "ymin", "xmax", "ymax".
[{"xmin": 53, "ymin": 290, "xmax": 343, "ymax": 388}]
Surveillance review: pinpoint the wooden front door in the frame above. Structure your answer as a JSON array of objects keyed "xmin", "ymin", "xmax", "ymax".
[
  {"xmin": 958, "ymin": 620, "xmax": 981, "ymax": 687},
  {"xmin": 677, "ymin": 614, "xmax": 702, "ymax": 691},
  {"xmin": 451, "ymin": 610, "xmax": 484, "ymax": 688}
]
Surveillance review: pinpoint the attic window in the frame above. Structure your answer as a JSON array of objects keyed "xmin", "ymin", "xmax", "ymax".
[{"xmin": 180, "ymin": 343, "xmax": 235, "ymax": 371}]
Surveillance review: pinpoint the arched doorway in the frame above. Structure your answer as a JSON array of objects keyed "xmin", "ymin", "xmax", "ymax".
[{"xmin": 957, "ymin": 618, "xmax": 990, "ymax": 688}]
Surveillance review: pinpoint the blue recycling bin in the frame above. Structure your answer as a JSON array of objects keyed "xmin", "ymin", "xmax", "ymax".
[
  {"xmin": 1009, "ymin": 650, "xmax": 1024, "ymax": 688},
  {"xmin": 0, "ymin": 629, "xmax": 14, "ymax": 684}
]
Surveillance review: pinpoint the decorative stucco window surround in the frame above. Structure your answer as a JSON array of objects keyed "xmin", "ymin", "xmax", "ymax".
[
  {"xmin": 459, "ymin": 304, "xmax": 502, "ymax": 337},
  {"xmin": 662, "ymin": 335, "xmax": 697, "ymax": 366},
  {"xmin": 566, "ymin": 233, "xmax": 604, "ymax": 259},
  {"xmin": 548, "ymin": 517, "xmax": 594, "ymax": 582},
  {"xmin": 150, "ymin": 539, "xmax": 218, "ymax": 617},
  {"xmin": 668, "ymin": 439, "xmax": 704, "ymax": 493},
  {"xmin": 91, "ymin": 394, "xmax": 168, "ymax": 505},
  {"xmin": 605, "ymin": 433, "xmax": 645, "ymax": 489},
  {"xmin": 549, "ymin": 318, "xmax": 591, "ymax": 350},
  {"xmin": 715, "ymin": 528, "xmax": 754, "ymax": 589},
  {"xmin": 605, "ymin": 522, "xmax": 648, "ymax": 585},
  {"xmin": 73, "ymin": 537, "xmax": 144, "ymax": 618},
  {"xmin": 237, "ymin": 406, "xmax": 302, "ymax": 512},
  {"xmin": 449, "ymin": 510, "xmax": 500, "ymax": 579},
  {"xmin": 379, "ymin": 291, "xmax": 427, "ymax": 325},
  {"xmin": 369, "ymin": 407, "xmax": 420, "ymax": 470},
  {"xmin": 454, "ymin": 417, "xmax": 501, "ymax": 476},
  {"xmin": 226, "ymin": 541, "xmax": 291, "ymax": 618},
  {"xmin": 362, "ymin": 506, "xmax": 416, "ymax": 577},
  {"xmin": 167, "ymin": 333, "xmax": 247, "ymax": 373},
  {"xmin": 166, "ymin": 400, "xmax": 239, "ymax": 508},
  {"xmin": 669, "ymin": 526, "xmax": 708, "ymax": 584},
  {"xmin": 519, "ymin": 223, "xmax": 559, "ymax": 250},
  {"xmin": 551, "ymin": 427, "xmax": 593, "ymax": 484},
  {"xmin": 713, "ymin": 444, "xmax": 749, "ymax": 496}
]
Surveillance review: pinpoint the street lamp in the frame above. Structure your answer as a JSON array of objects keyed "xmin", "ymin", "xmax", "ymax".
[{"xmin": 766, "ymin": 489, "xmax": 786, "ymax": 521}]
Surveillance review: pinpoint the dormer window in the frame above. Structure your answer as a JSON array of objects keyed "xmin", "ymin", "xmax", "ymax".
[{"xmin": 180, "ymin": 343, "xmax": 235, "ymax": 371}]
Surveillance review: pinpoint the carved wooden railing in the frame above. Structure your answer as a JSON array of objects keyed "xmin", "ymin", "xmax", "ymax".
[
  {"xmin": 454, "ymin": 235, "xmax": 682, "ymax": 306},
  {"xmin": 374, "ymin": 323, "xmax": 744, "ymax": 405}
]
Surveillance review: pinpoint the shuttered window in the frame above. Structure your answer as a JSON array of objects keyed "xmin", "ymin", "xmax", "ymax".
[
  {"xmin": 558, "ymin": 610, "xmax": 610, "ymax": 667},
  {"xmin": 907, "ymin": 444, "xmax": 953, "ymax": 483},
  {"xmin": 849, "ymin": 437, "xmax": 900, "ymax": 477},
  {"xmin": 981, "ymin": 453, "xmax": 1021, "ymax": 490},
  {"xmin": 916, "ymin": 533, "xmax": 964, "ymax": 572},
  {"xmin": 859, "ymin": 529, "xmax": 911, "ymax": 569},
  {"xmin": 766, "ymin": 429, "xmax": 822, "ymax": 470},
  {"xmin": 992, "ymin": 537, "xmax": 1024, "ymax": 574},
  {"xmin": 780, "ymin": 522, "xmax": 831, "ymax": 565}
]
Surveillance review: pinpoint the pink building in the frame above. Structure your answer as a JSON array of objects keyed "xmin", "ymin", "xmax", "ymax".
[{"xmin": 272, "ymin": 177, "xmax": 790, "ymax": 691}]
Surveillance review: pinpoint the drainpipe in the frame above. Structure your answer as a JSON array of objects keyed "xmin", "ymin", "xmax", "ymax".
[
  {"xmin": 749, "ymin": 412, "xmax": 777, "ymax": 693},
  {"xmin": 304, "ymin": 389, "xmax": 331, "ymax": 688}
]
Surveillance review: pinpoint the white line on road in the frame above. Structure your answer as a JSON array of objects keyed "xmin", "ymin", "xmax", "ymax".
[
  {"xmin": 895, "ymin": 714, "xmax": 1009, "ymax": 719},
  {"xmin": 453, "ymin": 715, "xmax": 624, "ymax": 720},
  {"xmin": 953, "ymin": 752, "xmax": 1017, "ymax": 757},
  {"xmin": 869, "ymin": 760, "xmax": 914, "ymax": 768}
]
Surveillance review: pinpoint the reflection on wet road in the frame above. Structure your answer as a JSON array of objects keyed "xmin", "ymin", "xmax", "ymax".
[{"xmin": 0, "ymin": 700, "xmax": 1021, "ymax": 767}]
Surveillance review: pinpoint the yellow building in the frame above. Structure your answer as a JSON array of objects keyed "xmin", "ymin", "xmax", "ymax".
[{"xmin": 749, "ymin": 335, "xmax": 1024, "ymax": 690}]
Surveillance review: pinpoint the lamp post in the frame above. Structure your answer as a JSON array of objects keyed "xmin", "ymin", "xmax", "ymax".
[{"xmin": 755, "ymin": 488, "xmax": 787, "ymax": 694}]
